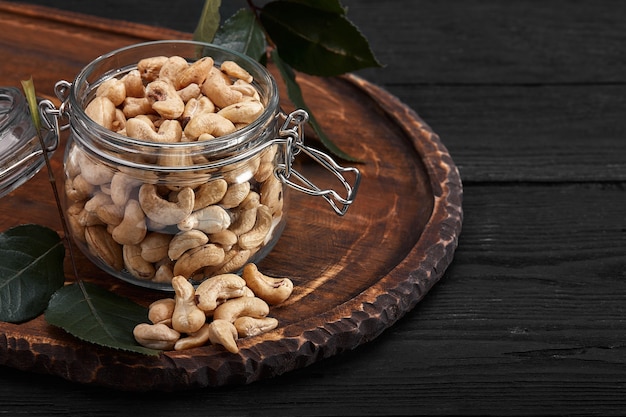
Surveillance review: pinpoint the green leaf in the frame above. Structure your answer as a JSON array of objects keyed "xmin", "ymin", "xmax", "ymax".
[
  {"xmin": 193, "ymin": 0, "xmax": 222, "ymax": 43},
  {"xmin": 45, "ymin": 281, "xmax": 159, "ymax": 356},
  {"xmin": 0, "ymin": 224, "xmax": 65, "ymax": 323},
  {"xmin": 213, "ymin": 9, "xmax": 267, "ymax": 62},
  {"xmin": 261, "ymin": 1, "xmax": 382, "ymax": 76},
  {"xmin": 20, "ymin": 78, "xmax": 41, "ymax": 134},
  {"xmin": 271, "ymin": 50, "xmax": 359, "ymax": 161}
]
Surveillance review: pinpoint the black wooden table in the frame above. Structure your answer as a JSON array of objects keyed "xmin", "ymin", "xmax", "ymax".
[{"xmin": 2, "ymin": 1, "xmax": 626, "ymax": 415}]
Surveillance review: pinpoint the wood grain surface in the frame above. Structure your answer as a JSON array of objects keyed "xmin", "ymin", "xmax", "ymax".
[{"xmin": 2, "ymin": 0, "xmax": 626, "ymax": 415}]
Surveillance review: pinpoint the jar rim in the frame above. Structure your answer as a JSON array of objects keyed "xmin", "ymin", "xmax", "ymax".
[{"xmin": 68, "ymin": 40, "xmax": 280, "ymax": 155}]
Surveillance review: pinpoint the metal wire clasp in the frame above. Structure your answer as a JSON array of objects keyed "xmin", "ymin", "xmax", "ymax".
[{"xmin": 276, "ymin": 109, "xmax": 361, "ymax": 216}]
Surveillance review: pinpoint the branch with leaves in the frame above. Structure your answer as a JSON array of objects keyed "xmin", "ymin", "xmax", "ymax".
[{"xmin": 194, "ymin": 0, "xmax": 382, "ymax": 161}]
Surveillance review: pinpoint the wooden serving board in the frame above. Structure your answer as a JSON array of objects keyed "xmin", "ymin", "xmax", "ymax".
[{"xmin": 0, "ymin": 2, "xmax": 462, "ymax": 390}]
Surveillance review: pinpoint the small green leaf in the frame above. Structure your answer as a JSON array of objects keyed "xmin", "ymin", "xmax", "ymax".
[
  {"xmin": 0, "ymin": 224, "xmax": 65, "ymax": 323},
  {"xmin": 213, "ymin": 9, "xmax": 267, "ymax": 61},
  {"xmin": 20, "ymin": 78, "xmax": 41, "ymax": 134},
  {"xmin": 272, "ymin": 50, "xmax": 359, "ymax": 161},
  {"xmin": 45, "ymin": 281, "xmax": 159, "ymax": 356},
  {"xmin": 193, "ymin": 0, "xmax": 222, "ymax": 43},
  {"xmin": 261, "ymin": 1, "xmax": 382, "ymax": 76}
]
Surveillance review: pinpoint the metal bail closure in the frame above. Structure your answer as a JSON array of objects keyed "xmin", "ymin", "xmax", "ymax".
[{"xmin": 276, "ymin": 109, "xmax": 361, "ymax": 216}]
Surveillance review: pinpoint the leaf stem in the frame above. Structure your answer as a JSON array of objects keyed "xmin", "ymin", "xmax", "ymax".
[{"xmin": 21, "ymin": 79, "xmax": 81, "ymax": 282}]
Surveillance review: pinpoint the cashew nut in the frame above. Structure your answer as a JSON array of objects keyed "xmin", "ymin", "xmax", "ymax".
[
  {"xmin": 242, "ymin": 263, "xmax": 293, "ymax": 305},
  {"xmin": 111, "ymin": 199, "xmax": 147, "ymax": 245},
  {"xmin": 121, "ymin": 69, "xmax": 145, "ymax": 98},
  {"xmin": 234, "ymin": 316, "xmax": 279, "ymax": 338},
  {"xmin": 146, "ymin": 80, "xmax": 185, "ymax": 120},
  {"xmin": 139, "ymin": 232, "xmax": 171, "ymax": 263},
  {"xmin": 133, "ymin": 322, "xmax": 180, "ymax": 350},
  {"xmin": 212, "ymin": 296, "xmax": 269, "ymax": 323},
  {"xmin": 172, "ymin": 243, "xmax": 225, "ymax": 278},
  {"xmin": 168, "ymin": 229, "xmax": 209, "ymax": 261},
  {"xmin": 195, "ymin": 273, "xmax": 247, "ymax": 313},
  {"xmin": 208, "ymin": 319, "xmax": 239, "ymax": 353},
  {"xmin": 95, "ymin": 77, "xmax": 126, "ymax": 107},
  {"xmin": 110, "ymin": 172, "xmax": 141, "ymax": 206},
  {"xmin": 176, "ymin": 56, "xmax": 213, "ymax": 89},
  {"xmin": 65, "ymin": 174, "xmax": 95, "ymax": 202},
  {"xmin": 183, "ymin": 111, "xmax": 236, "ymax": 140},
  {"xmin": 219, "ymin": 181, "xmax": 250, "ymax": 209},
  {"xmin": 175, "ymin": 323, "xmax": 211, "ymax": 351},
  {"xmin": 95, "ymin": 203, "xmax": 124, "ymax": 226},
  {"xmin": 229, "ymin": 205, "xmax": 258, "ymax": 236},
  {"xmin": 84, "ymin": 96, "xmax": 117, "ymax": 130},
  {"xmin": 158, "ymin": 55, "xmax": 189, "ymax": 85},
  {"xmin": 148, "ymin": 298, "xmax": 176, "ymax": 325},
  {"xmin": 217, "ymin": 100, "xmax": 264, "ymax": 125},
  {"xmin": 212, "ymin": 247, "xmax": 251, "ymax": 275},
  {"xmin": 221, "ymin": 60, "xmax": 253, "ymax": 83},
  {"xmin": 193, "ymin": 179, "xmax": 228, "ymax": 211},
  {"xmin": 137, "ymin": 56, "xmax": 168, "ymax": 82},
  {"xmin": 77, "ymin": 151, "xmax": 114, "ymax": 186},
  {"xmin": 139, "ymin": 184, "xmax": 194, "ymax": 225},
  {"xmin": 201, "ymin": 67, "xmax": 243, "ymax": 109},
  {"xmin": 209, "ymin": 229, "xmax": 238, "ymax": 251},
  {"xmin": 238, "ymin": 205, "xmax": 272, "ymax": 250},
  {"xmin": 171, "ymin": 275, "xmax": 206, "ymax": 334},
  {"xmin": 122, "ymin": 97, "xmax": 153, "ymax": 118},
  {"xmin": 177, "ymin": 204, "xmax": 231, "ymax": 234},
  {"xmin": 85, "ymin": 225, "xmax": 124, "ymax": 270},
  {"xmin": 260, "ymin": 173, "xmax": 283, "ymax": 216},
  {"xmin": 126, "ymin": 117, "xmax": 182, "ymax": 143},
  {"xmin": 177, "ymin": 83, "xmax": 201, "ymax": 103},
  {"xmin": 123, "ymin": 244, "xmax": 156, "ymax": 280}
]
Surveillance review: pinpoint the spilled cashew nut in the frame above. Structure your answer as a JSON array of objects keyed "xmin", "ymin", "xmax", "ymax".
[
  {"xmin": 234, "ymin": 316, "xmax": 279, "ymax": 338},
  {"xmin": 242, "ymin": 263, "xmax": 293, "ymax": 305},
  {"xmin": 195, "ymin": 273, "xmax": 247, "ymax": 312},
  {"xmin": 133, "ymin": 323, "xmax": 180, "ymax": 350},
  {"xmin": 148, "ymin": 298, "xmax": 176, "ymax": 325},
  {"xmin": 175, "ymin": 323, "xmax": 212, "ymax": 351},
  {"xmin": 208, "ymin": 319, "xmax": 239, "ymax": 354},
  {"xmin": 171, "ymin": 275, "xmax": 206, "ymax": 334},
  {"xmin": 212, "ymin": 296, "xmax": 269, "ymax": 323}
]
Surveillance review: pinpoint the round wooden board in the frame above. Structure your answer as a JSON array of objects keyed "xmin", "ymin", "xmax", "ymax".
[{"xmin": 0, "ymin": 73, "xmax": 462, "ymax": 391}]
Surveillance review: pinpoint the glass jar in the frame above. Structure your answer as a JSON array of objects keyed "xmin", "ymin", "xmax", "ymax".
[
  {"xmin": 0, "ymin": 87, "xmax": 57, "ymax": 199},
  {"xmin": 52, "ymin": 40, "xmax": 360, "ymax": 291}
]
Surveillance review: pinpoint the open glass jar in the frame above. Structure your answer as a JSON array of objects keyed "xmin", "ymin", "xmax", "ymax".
[
  {"xmin": 52, "ymin": 40, "xmax": 360, "ymax": 291},
  {"xmin": 0, "ymin": 87, "xmax": 57, "ymax": 199}
]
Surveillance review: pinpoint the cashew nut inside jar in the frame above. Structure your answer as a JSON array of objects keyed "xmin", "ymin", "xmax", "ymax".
[{"xmin": 55, "ymin": 40, "xmax": 360, "ymax": 291}]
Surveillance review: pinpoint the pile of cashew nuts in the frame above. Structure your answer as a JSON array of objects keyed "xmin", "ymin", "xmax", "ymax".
[
  {"xmin": 133, "ymin": 263, "xmax": 293, "ymax": 352},
  {"xmin": 65, "ymin": 54, "xmax": 285, "ymax": 285}
]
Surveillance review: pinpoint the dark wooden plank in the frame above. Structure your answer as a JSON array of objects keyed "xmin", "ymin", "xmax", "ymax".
[
  {"xmin": 16, "ymin": 0, "xmax": 626, "ymax": 86},
  {"xmin": 388, "ymin": 84, "xmax": 626, "ymax": 182},
  {"xmin": 1, "ymin": 182, "xmax": 624, "ymax": 414}
]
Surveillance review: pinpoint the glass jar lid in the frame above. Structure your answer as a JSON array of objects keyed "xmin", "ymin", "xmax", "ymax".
[{"xmin": 0, "ymin": 87, "xmax": 57, "ymax": 198}]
